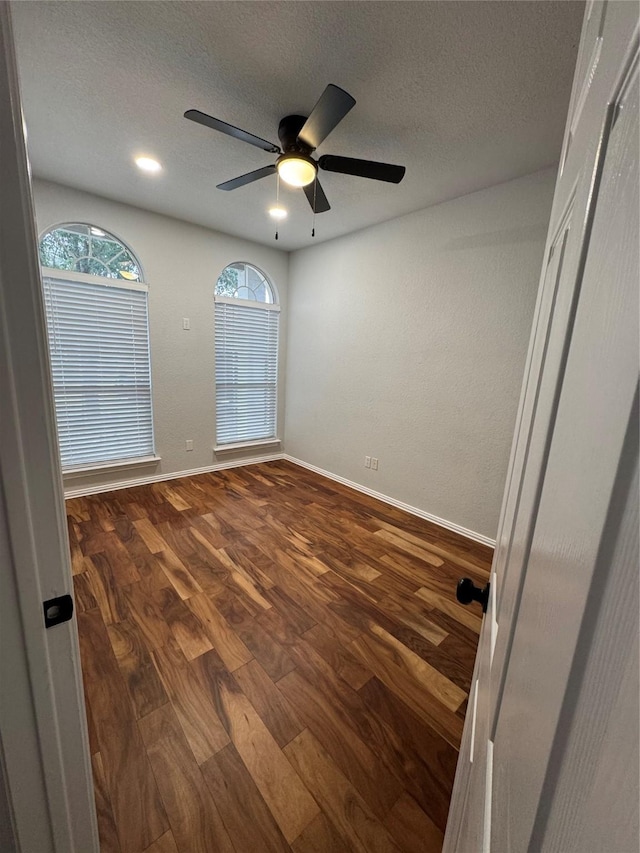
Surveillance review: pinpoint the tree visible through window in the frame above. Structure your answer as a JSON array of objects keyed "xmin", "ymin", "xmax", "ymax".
[
  {"xmin": 215, "ymin": 263, "xmax": 279, "ymax": 446},
  {"xmin": 39, "ymin": 223, "xmax": 154, "ymax": 470}
]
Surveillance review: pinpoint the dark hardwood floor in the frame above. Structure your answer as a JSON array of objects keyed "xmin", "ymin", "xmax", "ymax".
[{"xmin": 67, "ymin": 460, "xmax": 491, "ymax": 853}]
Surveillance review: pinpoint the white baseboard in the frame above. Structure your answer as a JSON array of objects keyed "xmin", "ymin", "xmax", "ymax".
[
  {"xmin": 282, "ymin": 454, "xmax": 496, "ymax": 549},
  {"xmin": 63, "ymin": 452, "xmax": 285, "ymax": 498},
  {"xmin": 64, "ymin": 449, "xmax": 495, "ymax": 549}
]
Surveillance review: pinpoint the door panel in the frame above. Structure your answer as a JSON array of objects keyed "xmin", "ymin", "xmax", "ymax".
[
  {"xmin": 560, "ymin": 0, "xmax": 608, "ymax": 175},
  {"xmin": 489, "ymin": 207, "xmax": 577, "ymax": 734},
  {"xmin": 535, "ymin": 414, "xmax": 638, "ymax": 851},
  {"xmin": 448, "ymin": 614, "xmax": 493, "ymax": 853},
  {"xmin": 491, "ymin": 58, "xmax": 639, "ymax": 852},
  {"xmin": 444, "ymin": 4, "xmax": 639, "ymax": 848},
  {"xmin": 0, "ymin": 4, "xmax": 98, "ymax": 850}
]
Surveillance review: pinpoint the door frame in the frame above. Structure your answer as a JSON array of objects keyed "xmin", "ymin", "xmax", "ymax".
[{"xmin": 0, "ymin": 3, "xmax": 98, "ymax": 850}]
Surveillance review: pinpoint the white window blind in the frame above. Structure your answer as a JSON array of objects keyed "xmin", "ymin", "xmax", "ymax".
[
  {"xmin": 42, "ymin": 274, "xmax": 154, "ymax": 469},
  {"xmin": 215, "ymin": 299, "xmax": 279, "ymax": 445}
]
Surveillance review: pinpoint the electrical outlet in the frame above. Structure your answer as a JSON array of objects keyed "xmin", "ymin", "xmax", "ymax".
[
  {"xmin": 365, "ymin": 456, "xmax": 371, "ymax": 468},
  {"xmin": 183, "ymin": 318, "xmax": 190, "ymax": 330},
  {"xmin": 371, "ymin": 457, "xmax": 379, "ymax": 470},
  {"xmin": 185, "ymin": 439, "xmax": 194, "ymax": 451}
]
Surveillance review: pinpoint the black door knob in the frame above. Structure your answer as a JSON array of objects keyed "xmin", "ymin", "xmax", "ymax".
[{"xmin": 456, "ymin": 578, "xmax": 490, "ymax": 613}]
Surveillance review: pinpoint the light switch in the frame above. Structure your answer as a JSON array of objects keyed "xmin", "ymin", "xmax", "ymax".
[{"xmin": 183, "ymin": 318, "xmax": 190, "ymax": 330}]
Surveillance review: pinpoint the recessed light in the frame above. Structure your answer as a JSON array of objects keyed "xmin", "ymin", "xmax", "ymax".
[
  {"xmin": 269, "ymin": 206, "xmax": 287, "ymax": 220},
  {"xmin": 135, "ymin": 156, "xmax": 162, "ymax": 173}
]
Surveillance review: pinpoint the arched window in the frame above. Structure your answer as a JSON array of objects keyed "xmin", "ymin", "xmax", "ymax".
[
  {"xmin": 215, "ymin": 261, "xmax": 276, "ymax": 303},
  {"xmin": 39, "ymin": 222, "xmax": 143, "ymax": 281},
  {"xmin": 40, "ymin": 224, "xmax": 154, "ymax": 470},
  {"xmin": 214, "ymin": 262, "xmax": 280, "ymax": 448}
]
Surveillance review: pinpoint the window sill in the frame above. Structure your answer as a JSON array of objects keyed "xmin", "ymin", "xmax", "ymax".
[
  {"xmin": 62, "ymin": 455, "xmax": 161, "ymax": 479},
  {"xmin": 214, "ymin": 439, "xmax": 281, "ymax": 453}
]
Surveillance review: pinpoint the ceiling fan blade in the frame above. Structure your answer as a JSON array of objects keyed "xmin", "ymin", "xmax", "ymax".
[
  {"xmin": 297, "ymin": 85, "xmax": 356, "ymax": 150},
  {"xmin": 184, "ymin": 109, "xmax": 280, "ymax": 154},
  {"xmin": 217, "ymin": 165, "xmax": 277, "ymax": 191},
  {"xmin": 303, "ymin": 179, "xmax": 331, "ymax": 213},
  {"xmin": 319, "ymin": 155, "xmax": 405, "ymax": 184}
]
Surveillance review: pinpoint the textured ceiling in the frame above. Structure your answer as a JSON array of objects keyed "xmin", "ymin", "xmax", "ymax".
[{"xmin": 12, "ymin": 1, "xmax": 583, "ymax": 250}]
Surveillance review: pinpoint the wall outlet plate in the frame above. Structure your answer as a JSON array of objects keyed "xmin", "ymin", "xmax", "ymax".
[
  {"xmin": 185, "ymin": 439, "xmax": 194, "ymax": 451},
  {"xmin": 371, "ymin": 457, "xmax": 379, "ymax": 470},
  {"xmin": 365, "ymin": 456, "xmax": 371, "ymax": 468}
]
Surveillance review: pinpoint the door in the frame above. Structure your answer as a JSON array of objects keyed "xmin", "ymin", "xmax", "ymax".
[
  {"xmin": 444, "ymin": 3, "xmax": 639, "ymax": 850},
  {"xmin": 0, "ymin": 3, "xmax": 98, "ymax": 851}
]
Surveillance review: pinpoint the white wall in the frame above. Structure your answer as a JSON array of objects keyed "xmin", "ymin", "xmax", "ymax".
[
  {"xmin": 32, "ymin": 179, "xmax": 289, "ymax": 493},
  {"xmin": 285, "ymin": 169, "xmax": 556, "ymax": 541}
]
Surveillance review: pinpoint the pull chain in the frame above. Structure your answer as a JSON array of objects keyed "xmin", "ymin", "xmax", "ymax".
[
  {"xmin": 312, "ymin": 177, "xmax": 317, "ymax": 238},
  {"xmin": 275, "ymin": 173, "xmax": 280, "ymax": 240}
]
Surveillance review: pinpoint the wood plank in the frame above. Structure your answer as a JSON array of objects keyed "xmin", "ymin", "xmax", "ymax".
[
  {"xmin": 183, "ymin": 592, "xmax": 253, "ymax": 671},
  {"xmin": 153, "ymin": 586, "xmax": 214, "ymax": 660},
  {"xmin": 350, "ymin": 633, "xmax": 464, "ymax": 749},
  {"xmin": 107, "ymin": 619, "xmax": 168, "ymax": 719},
  {"xmin": 263, "ymin": 586, "xmax": 317, "ymax": 634},
  {"xmin": 302, "ymin": 623, "xmax": 373, "ymax": 690},
  {"xmin": 374, "ymin": 528, "xmax": 445, "ymax": 567},
  {"xmin": 201, "ymin": 743, "xmax": 291, "ymax": 853},
  {"xmin": 214, "ymin": 588, "xmax": 296, "ymax": 680},
  {"xmin": 284, "ymin": 729, "xmax": 400, "ymax": 853},
  {"xmin": 233, "ymin": 658, "xmax": 304, "ymax": 748},
  {"xmin": 123, "ymin": 581, "xmax": 173, "ymax": 652},
  {"xmin": 73, "ymin": 570, "xmax": 98, "ymax": 614},
  {"xmin": 195, "ymin": 650, "xmax": 320, "ymax": 843},
  {"xmin": 291, "ymin": 812, "xmax": 350, "ymax": 853},
  {"xmin": 367, "ymin": 623, "xmax": 466, "ymax": 712},
  {"xmin": 142, "ymin": 831, "xmax": 179, "ymax": 853},
  {"xmin": 415, "ymin": 585, "xmax": 482, "ymax": 633},
  {"xmin": 138, "ymin": 703, "xmax": 235, "ymax": 853},
  {"xmin": 113, "ymin": 516, "xmax": 170, "ymax": 591},
  {"xmin": 162, "ymin": 485, "xmax": 191, "ymax": 512},
  {"xmin": 278, "ymin": 668, "xmax": 402, "ymax": 819},
  {"xmin": 134, "ymin": 517, "xmax": 169, "ymax": 553},
  {"xmin": 358, "ymin": 677, "xmax": 458, "ymax": 831},
  {"xmin": 192, "ymin": 511, "xmax": 230, "ymax": 549},
  {"xmin": 151, "ymin": 637, "xmax": 230, "ymax": 763},
  {"xmin": 215, "ymin": 546, "xmax": 273, "ymax": 610},
  {"xmin": 101, "ymin": 537, "xmax": 141, "ymax": 586},
  {"xmin": 84, "ymin": 553, "xmax": 127, "ymax": 626},
  {"xmin": 155, "ymin": 547, "xmax": 203, "ymax": 599},
  {"xmin": 85, "ymin": 692, "xmax": 100, "ymax": 756},
  {"xmin": 91, "ymin": 751, "xmax": 122, "ymax": 853},
  {"xmin": 377, "ymin": 520, "xmax": 491, "ymax": 577},
  {"xmin": 384, "ymin": 792, "xmax": 444, "ymax": 853},
  {"xmin": 377, "ymin": 594, "xmax": 448, "ymax": 646},
  {"xmin": 77, "ymin": 609, "xmax": 168, "ymax": 852}
]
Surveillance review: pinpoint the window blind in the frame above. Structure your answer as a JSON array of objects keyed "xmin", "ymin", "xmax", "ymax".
[
  {"xmin": 215, "ymin": 299, "xmax": 279, "ymax": 445},
  {"xmin": 42, "ymin": 275, "xmax": 154, "ymax": 469}
]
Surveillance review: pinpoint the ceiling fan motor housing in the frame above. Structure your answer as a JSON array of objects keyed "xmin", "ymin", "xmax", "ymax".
[{"xmin": 278, "ymin": 115, "xmax": 313, "ymax": 154}]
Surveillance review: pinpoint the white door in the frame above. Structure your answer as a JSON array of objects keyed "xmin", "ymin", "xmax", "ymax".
[
  {"xmin": 445, "ymin": 3, "xmax": 639, "ymax": 850},
  {"xmin": 0, "ymin": 4, "xmax": 98, "ymax": 851}
]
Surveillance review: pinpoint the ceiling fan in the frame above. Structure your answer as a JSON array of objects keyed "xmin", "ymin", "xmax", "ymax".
[{"xmin": 184, "ymin": 84, "xmax": 406, "ymax": 213}]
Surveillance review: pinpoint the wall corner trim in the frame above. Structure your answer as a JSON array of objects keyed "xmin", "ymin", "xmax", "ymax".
[{"xmin": 283, "ymin": 454, "xmax": 496, "ymax": 548}]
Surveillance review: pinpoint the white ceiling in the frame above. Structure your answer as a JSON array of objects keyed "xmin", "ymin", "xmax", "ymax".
[{"xmin": 12, "ymin": 1, "xmax": 583, "ymax": 251}]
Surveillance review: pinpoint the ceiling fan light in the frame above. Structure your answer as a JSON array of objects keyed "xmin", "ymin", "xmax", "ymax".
[{"xmin": 277, "ymin": 155, "xmax": 317, "ymax": 187}]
